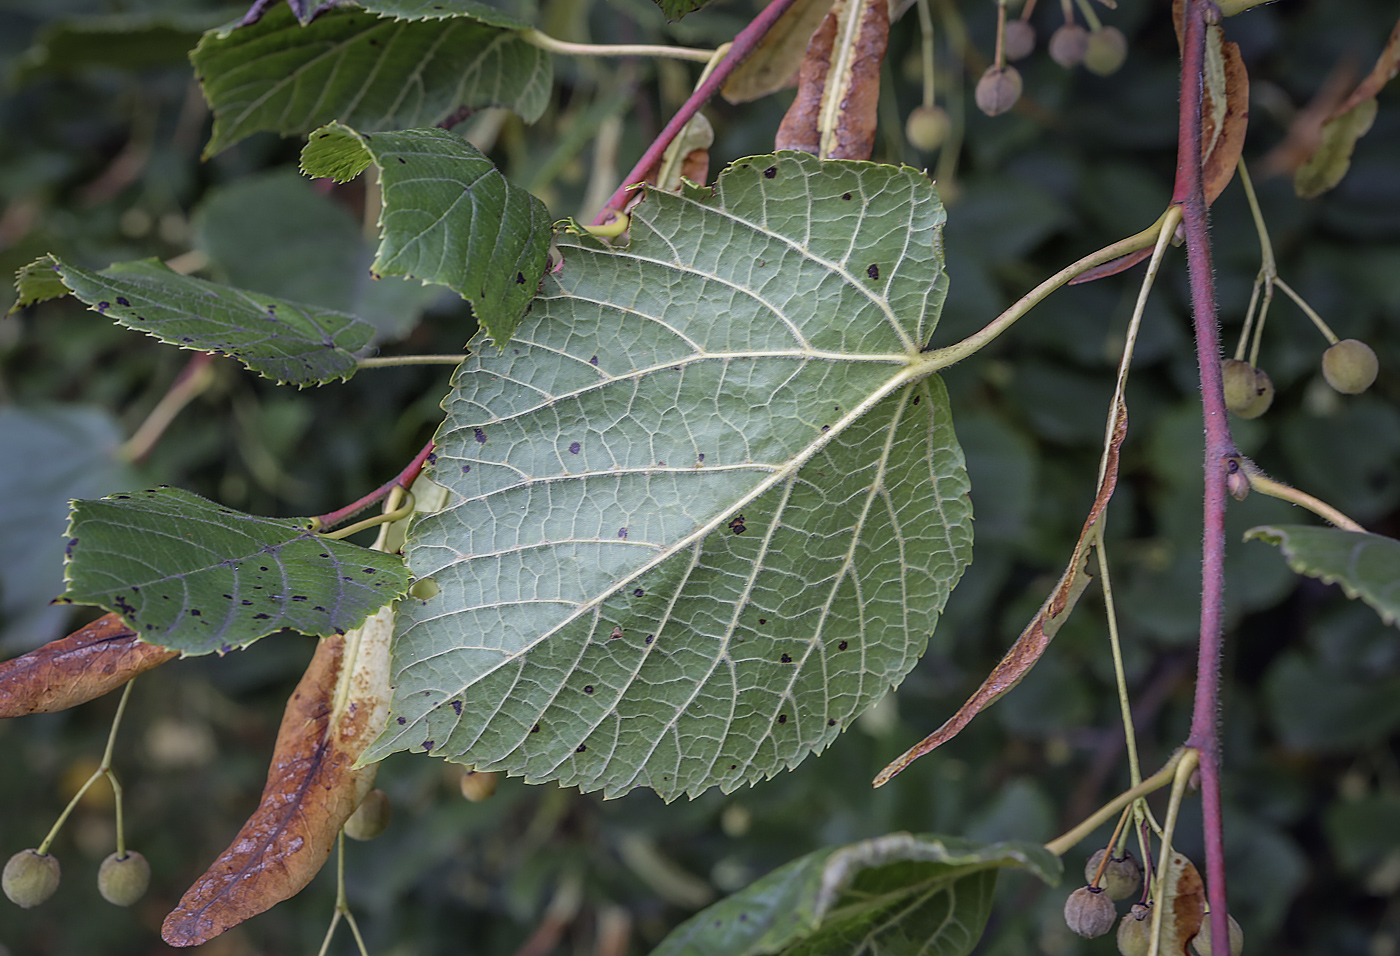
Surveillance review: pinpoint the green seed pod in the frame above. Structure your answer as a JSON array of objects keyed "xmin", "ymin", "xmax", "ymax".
[
  {"xmin": 1084, "ymin": 26, "xmax": 1128, "ymax": 76},
  {"xmin": 460, "ymin": 770, "xmax": 501, "ymax": 802},
  {"xmin": 975, "ymin": 66, "xmax": 1023, "ymax": 117},
  {"xmin": 1003, "ymin": 19, "xmax": 1036, "ymax": 61},
  {"xmin": 1085, "ymin": 848, "xmax": 1143, "ymax": 900},
  {"xmin": 97, "ymin": 851, "xmax": 150, "ymax": 907},
  {"xmin": 1049, "ymin": 23, "xmax": 1089, "ymax": 68},
  {"xmin": 1322, "ymin": 338, "xmax": 1378, "ymax": 394},
  {"xmin": 1116, "ymin": 903, "xmax": 1153, "ymax": 956},
  {"xmin": 1191, "ymin": 912, "xmax": 1244, "ymax": 956},
  {"xmin": 1239, "ymin": 367, "xmax": 1275, "ymax": 419},
  {"xmin": 905, "ymin": 106, "xmax": 951, "ymax": 152},
  {"xmin": 1221, "ymin": 359, "xmax": 1256, "ymax": 412},
  {"xmin": 344, "ymin": 789, "xmax": 392, "ymax": 841},
  {"xmin": 1064, "ymin": 885, "xmax": 1117, "ymax": 938},
  {"xmin": 3, "ymin": 849, "xmax": 61, "ymax": 909}
]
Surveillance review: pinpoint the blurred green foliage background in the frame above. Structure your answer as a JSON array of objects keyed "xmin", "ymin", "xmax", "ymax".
[{"xmin": 1, "ymin": 0, "xmax": 1398, "ymax": 953}]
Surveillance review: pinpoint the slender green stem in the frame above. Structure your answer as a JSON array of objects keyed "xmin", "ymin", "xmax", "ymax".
[
  {"xmin": 1090, "ymin": 804, "xmax": 1134, "ymax": 885},
  {"xmin": 994, "ymin": 0, "xmax": 1007, "ymax": 69},
  {"xmin": 1237, "ymin": 160, "xmax": 1275, "ymax": 272},
  {"xmin": 1073, "ymin": 0, "xmax": 1103, "ymax": 30},
  {"xmin": 1274, "ymin": 277, "xmax": 1340, "ymax": 345},
  {"xmin": 1240, "ymin": 459, "xmax": 1364, "ymax": 531},
  {"xmin": 38, "ymin": 681, "xmax": 136, "ymax": 855},
  {"xmin": 920, "ymin": 213, "xmax": 1168, "ymax": 369},
  {"xmin": 1234, "ymin": 278, "xmax": 1260, "ymax": 363},
  {"xmin": 1045, "ymin": 752, "xmax": 1185, "ymax": 857},
  {"xmin": 357, "ymin": 354, "xmax": 468, "ymax": 368},
  {"xmin": 118, "ymin": 353, "xmax": 216, "ymax": 463},
  {"xmin": 518, "ymin": 28, "xmax": 716, "ymax": 62},
  {"xmin": 1146, "ymin": 749, "xmax": 1202, "ymax": 956},
  {"xmin": 1247, "ymin": 281, "xmax": 1274, "ymax": 368},
  {"xmin": 1235, "ymin": 158, "xmax": 1278, "ymax": 365},
  {"xmin": 916, "ymin": 0, "xmax": 936, "ymax": 108},
  {"xmin": 932, "ymin": 0, "xmax": 965, "ymax": 186},
  {"xmin": 320, "ymin": 492, "xmax": 416, "ymax": 540}
]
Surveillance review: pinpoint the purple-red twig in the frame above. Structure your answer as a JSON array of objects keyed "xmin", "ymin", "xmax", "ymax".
[
  {"xmin": 1174, "ymin": 4, "xmax": 1236, "ymax": 956},
  {"xmin": 313, "ymin": 440, "xmax": 436, "ymax": 531},
  {"xmin": 591, "ymin": 0, "xmax": 804, "ymax": 224}
]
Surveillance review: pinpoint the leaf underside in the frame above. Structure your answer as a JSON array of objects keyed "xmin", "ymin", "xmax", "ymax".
[
  {"xmin": 651, "ymin": 833, "xmax": 1061, "ymax": 956},
  {"xmin": 364, "ymin": 152, "xmax": 972, "ymax": 800},
  {"xmin": 61, "ymin": 487, "xmax": 410, "ymax": 655},
  {"xmin": 300, "ymin": 123, "xmax": 551, "ymax": 346},
  {"xmin": 19, "ymin": 254, "xmax": 375, "ymax": 386},
  {"xmin": 192, "ymin": 4, "xmax": 551, "ymax": 157},
  {"xmin": 1246, "ymin": 524, "xmax": 1400, "ymax": 627}
]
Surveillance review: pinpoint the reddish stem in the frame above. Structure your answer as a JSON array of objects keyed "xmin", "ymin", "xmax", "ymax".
[
  {"xmin": 313, "ymin": 440, "xmax": 435, "ymax": 530},
  {"xmin": 591, "ymin": 0, "xmax": 805, "ymax": 224},
  {"xmin": 1173, "ymin": 4, "xmax": 1235, "ymax": 956}
]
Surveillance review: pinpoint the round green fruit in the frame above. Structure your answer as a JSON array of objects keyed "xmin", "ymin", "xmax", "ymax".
[
  {"xmin": 1003, "ymin": 19, "xmax": 1036, "ymax": 61},
  {"xmin": 1322, "ymin": 338, "xmax": 1378, "ymax": 394},
  {"xmin": 1049, "ymin": 24, "xmax": 1089, "ymax": 68},
  {"xmin": 1084, "ymin": 26, "xmax": 1128, "ymax": 76},
  {"xmin": 1064, "ymin": 885, "xmax": 1117, "ymax": 939},
  {"xmin": 1085, "ymin": 848, "xmax": 1142, "ymax": 900},
  {"xmin": 1222, "ymin": 360, "xmax": 1273, "ymax": 418},
  {"xmin": 1191, "ymin": 912, "xmax": 1244, "ymax": 956},
  {"xmin": 460, "ymin": 770, "xmax": 501, "ymax": 802},
  {"xmin": 344, "ymin": 789, "xmax": 392, "ymax": 841},
  {"xmin": 1116, "ymin": 903, "xmax": 1153, "ymax": 956},
  {"xmin": 905, "ymin": 105, "xmax": 951, "ymax": 151},
  {"xmin": 975, "ymin": 66, "xmax": 1023, "ymax": 117},
  {"xmin": 97, "ymin": 851, "xmax": 150, "ymax": 907},
  {"xmin": 3, "ymin": 849, "xmax": 60, "ymax": 909}
]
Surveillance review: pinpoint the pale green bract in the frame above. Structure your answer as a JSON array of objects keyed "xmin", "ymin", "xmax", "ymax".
[{"xmin": 365, "ymin": 153, "xmax": 972, "ymax": 800}]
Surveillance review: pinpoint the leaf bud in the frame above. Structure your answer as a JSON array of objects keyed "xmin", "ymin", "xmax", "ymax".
[
  {"xmin": 1049, "ymin": 24, "xmax": 1090, "ymax": 68},
  {"xmin": 343, "ymin": 788, "xmax": 392, "ymax": 841},
  {"xmin": 1003, "ymin": 20, "xmax": 1036, "ymax": 61},
  {"xmin": 1227, "ymin": 460, "xmax": 1250, "ymax": 501},
  {"xmin": 1321, "ymin": 338, "xmax": 1378, "ymax": 394},
  {"xmin": 97, "ymin": 850, "xmax": 150, "ymax": 906},
  {"xmin": 460, "ymin": 770, "xmax": 500, "ymax": 802},
  {"xmin": 1085, "ymin": 847, "xmax": 1143, "ymax": 900},
  {"xmin": 1116, "ymin": 902, "xmax": 1153, "ymax": 956},
  {"xmin": 1191, "ymin": 912, "xmax": 1244, "ymax": 956},
  {"xmin": 1064, "ymin": 885, "xmax": 1117, "ymax": 938},
  {"xmin": 3, "ymin": 849, "xmax": 60, "ymax": 909},
  {"xmin": 975, "ymin": 66, "xmax": 1023, "ymax": 117},
  {"xmin": 1084, "ymin": 27, "xmax": 1128, "ymax": 76}
]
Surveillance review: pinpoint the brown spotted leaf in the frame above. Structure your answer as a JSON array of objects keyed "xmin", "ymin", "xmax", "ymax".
[
  {"xmin": 1156, "ymin": 852, "xmax": 1206, "ymax": 955},
  {"xmin": 722, "ymin": 0, "xmax": 835, "ymax": 104},
  {"xmin": 774, "ymin": 0, "xmax": 888, "ymax": 160},
  {"xmin": 0, "ymin": 612, "xmax": 177, "ymax": 718},
  {"xmin": 874, "ymin": 401, "xmax": 1127, "ymax": 786},
  {"xmin": 161, "ymin": 605, "xmax": 393, "ymax": 946},
  {"xmin": 1200, "ymin": 31, "xmax": 1248, "ymax": 205}
]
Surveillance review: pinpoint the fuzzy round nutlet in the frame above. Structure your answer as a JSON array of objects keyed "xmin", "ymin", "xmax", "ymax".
[
  {"xmin": 3, "ymin": 850, "xmax": 60, "ymax": 909},
  {"xmin": 1003, "ymin": 19, "xmax": 1036, "ymax": 61},
  {"xmin": 975, "ymin": 66, "xmax": 1023, "ymax": 117},
  {"xmin": 905, "ymin": 106, "xmax": 951, "ymax": 151},
  {"xmin": 1322, "ymin": 338, "xmax": 1378, "ymax": 394},
  {"xmin": 1191, "ymin": 912, "xmax": 1244, "ymax": 956},
  {"xmin": 1049, "ymin": 23, "xmax": 1090, "ymax": 68},
  {"xmin": 1084, "ymin": 26, "xmax": 1128, "ymax": 75},
  {"xmin": 1239, "ymin": 367, "xmax": 1275, "ymax": 419},
  {"xmin": 1222, "ymin": 360, "xmax": 1273, "ymax": 418},
  {"xmin": 97, "ymin": 851, "xmax": 150, "ymax": 906},
  {"xmin": 1065, "ymin": 885, "xmax": 1117, "ymax": 938},
  {"xmin": 1085, "ymin": 848, "xmax": 1143, "ymax": 900},
  {"xmin": 460, "ymin": 770, "xmax": 501, "ymax": 802},
  {"xmin": 1116, "ymin": 903, "xmax": 1153, "ymax": 956},
  {"xmin": 344, "ymin": 789, "xmax": 392, "ymax": 841}
]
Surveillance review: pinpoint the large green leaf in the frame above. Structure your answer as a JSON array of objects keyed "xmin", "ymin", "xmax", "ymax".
[
  {"xmin": 60, "ymin": 487, "xmax": 410, "ymax": 656},
  {"xmin": 16, "ymin": 254, "xmax": 374, "ymax": 385},
  {"xmin": 363, "ymin": 153, "xmax": 972, "ymax": 799},
  {"xmin": 1245, "ymin": 524, "xmax": 1400, "ymax": 627},
  {"xmin": 300, "ymin": 123, "xmax": 551, "ymax": 345},
  {"xmin": 192, "ymin": 4, "xmax": 551, "ymax": 157},
  {"xmin": 651, "ymin": 834, "xmax": 1060, "ymax": 956}
]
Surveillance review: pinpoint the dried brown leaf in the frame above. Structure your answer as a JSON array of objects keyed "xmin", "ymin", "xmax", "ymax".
[
  {"xmin": 874, "ymin": 403, "xmax": 1128, "ymax": 787},
  {"xmin": 1294, "ymin": 96, "xmax": 1379, "ymax": 199},
  {"xmin": 774, "ymin": 0, "xmax": 888, "ymax": 161},
  {"xmin": 161, "ymin": 606, "xmax": 393, "ymax": 947},
  {"xmin": 722, "ymin": 0, "xmax": 835, "ymax": 104},
  {"xmin": 1201, "ymin": 34, "xmax": 1248, "ymax": 205},
  {"xmin": 0, "ymin": 612, "xmax": 177, "ymax": 718},
  {"xmin": 1157, "ymin": 852, "xmax": 1206, "ymax": 955},
  {"xmin": 1332, "ymin": 15, "xmax": 1400, "ymax": 119}
]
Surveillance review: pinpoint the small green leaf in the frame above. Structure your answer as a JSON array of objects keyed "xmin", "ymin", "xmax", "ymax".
[
  {"xmin": 192, "ymin": 4, "xmax": 551, "ymax": 157},
  {"xmin": 1295, "ymin": 98, "xmax": 1379, "ymax": 199},
  {"xmin": 12, "ymin": 257, "xmax": 69, "ymax": 312},
  {"xmin": 301, "ymin": 123, "xmax": 551, "ymax": 345},
  {"xmin": 651, "ymin": 833, "xmax": 1060, "ymax": 956},
  {"xmin": 1245, "ymin": 524, "xmax": 1400, "ymax": 626},
  {"xmin": 60, "ymin": 487, "xmax": 411, "ymax": 655},
  {"xmin": 21, "ymin": 254, "xmax": 375, "ymax": 385}
]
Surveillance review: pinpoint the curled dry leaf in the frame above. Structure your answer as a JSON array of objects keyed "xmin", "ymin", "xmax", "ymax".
[
  {"xmin": 1199, "ymin": 29, "xmax": 1248, "ymax": 205},
  {"xmin": 874, "ymin": 404, "xmax": 1128, "ymax": 786},
  {"xmin": 1157, "ymin": 852, "xmax": 1206, "ymax": 956},
  {"xmin": 774, "ymin": 0, "xmax": 888, "ymax": 161},
  {"xmin": 161, "ymin": 605, "xmax": 393, "ymax": 947},
  {"xmin": 0, "ymin": 612, "xmax": 177, "ymax": 718},
  {"xmin": 722, "ymin": 0, "xmax": 835, "ymax": 104}
]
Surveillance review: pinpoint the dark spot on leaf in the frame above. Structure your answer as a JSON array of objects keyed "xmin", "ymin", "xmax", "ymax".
[
  {"xmin": 781, "ymin": 653, "xmax": 792, "ymax": 663},
  {"xmin": 253, "ymin": 613, "xmax": 270, "ymax": 620},
  {"xmin": 821, "ymin": 425, "xmax": 830, "ymax": 432},
  {"xmin": 474, "ymin": 428, "xmax": 486, "ymax": 443},
  {"xmin": 633, "ymin": 588, "xmax": 644, "ymax": 597},
  {"xmin": 320, "ymin": 553, "xmax": 330, "ymax": 558},
  {"xmin": 828, "ymin": 719, "xmax": 837, "ymax": 726},
  {"xmin": 913, "ymin": 395, "xmax": 921, "ymax": 405},
  {"xmin": 838, "ymin": 640, "xmax": 848, "ymax": 650},
  {"xmin": 223, "ymin": 594, "xmax": 232, "ymax": 599},
  {"xmin": 397, "ymin": 716, "xmax": 406, "ymax": 725},
  {"xmin": 516, "ymin": 272, "xmax": 526, "ymax": 284},
  {"xmin": 114, "ymin": 494, "xmax": 130, "ymax": 500},
  {"xmin": 589, "ymin": 355, "xmax": 599, "ymax": 366},
  {"xmin": 190, "ymin": 609, "xmax": 200, "ymax": 616},
  {"xmin": 584, "ymin": 685, "xmax": 594, "ymax": 694},
  {"xmin": 363, "ymin": 568, "xmax": 376, "ymax": 574},
  {"xmin": 241, "ymin": 600, "xmax": 253, "ymax": 606},
  {"xmin": 728, "ymin": 514, "xmax": 746, "ymax": 535},
  {"xmin": 292, "ymin": 595, "xmax": 308, "ymax": 601},
  {"xmin": 777, "ymin": 714, "xmax": 787, "ymax": 724},
  {"xmin": 867, "ymin": 264, "xmax": 880, "ymax": 280},
  {"xmin": 260, "ymin": 566, "xmax": 269, "ymax": 572},
  {"xmin": 618, "ymin": 528, "xmax": 627, "ymax": 539},
  {"xmin": 427, "ymin": 453, "xmax": 437, "ymax": 464},
  {"xmin": 645, "ymin": 634, "xmax": 654, "ymax": 644},
  {"xmin": 97, "ymin": 301, "xmax": 109, "ymax": 311},
  {"xmin": 842, "ymin": 192, "xmax": 852, "ymax": 200},
  {"xmin": 531, "ymin": 724, "xmax": 541, "ymax": 733},
  {"xmin": 146, "ymin": 624, "xmax": 155, "ymax": 631},
  {"xmin": 764, "ymin": 166, "xmax": 777, "ymax": 178},
  {"xmin": 698, "ymin": 453, "xmax": 705, "ymax": 462},
  {"xmin": 397, "ymin": 157, "xmax": 406, "ymax": 163},
  {"xmin": 462, "ymin": 464, "xmax": 471, "ymax": 473},
  {"xmin": 730, "ymin": 764, "xmax": 737, "ymax": 770},
  {"xmin": 423, "ymin": 740, "xmax": 434, "ymax": 751},
  {"xmin": 182, "ymin": 336, "xmax": 193, "ymax": 343},
  {"xmin": 451, "ymin": 700, "xmax": 463, "ymax": 715},
  {"xmin": 576, "ymin": 744, "xmax": 586, "ymax": 752},
  {"xmin": 758, "ymin": 618, "xmax": 766, "ymax": 625},
  {"xmin": 314, "ymin": 606, "xmax": 326, "ymax": 612},
  {"xmin": 116, "ymin": 296, "xmax": 130, "ymax": 307},
  {"xmin": 569, "ymin": 441, "xmax": 581, "ymax": 454}
]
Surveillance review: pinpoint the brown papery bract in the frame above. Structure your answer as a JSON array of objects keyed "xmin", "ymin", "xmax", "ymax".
[{"xmin": 0, "ymin": 612, "xmax": 177, "ymax": 718}]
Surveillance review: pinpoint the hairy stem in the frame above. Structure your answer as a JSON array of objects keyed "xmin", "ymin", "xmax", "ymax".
[
  {"xmin": 357, "ymin": 354, "xmax": 468, "ymax": 368},
  {"xmin": 1240, "ymin": 459, "xmax": 1365, "ymax": 531},
  {"xmin": 591, "ymin": 0, "xmax": 804, "ymax": 223},
  {"xmin": 312, "ymin": 441, "xmax": 436, "ymax": 531},
  {"xmin": 118, "ymin": 352, "xmax": 215, "ymax": 463},
  {"xmin": 1045, "ymin": 752, "xmax": 1186, "ymax": 857},
  {"xmin": 1174, "ymin": 4, "xmax": 1234, "ymax": 955}
]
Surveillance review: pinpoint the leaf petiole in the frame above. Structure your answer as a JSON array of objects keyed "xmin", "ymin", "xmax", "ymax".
[
  {"xmin": 357, "ymin": 354, "xmax": 469, "ymax": 368},
  {"xmin": 1044, "ymin": 750, "xmax": 1187, "ymax": 857},
  {"xmin": 518, "ymin": 28, "xmax": 717, "ymax": 63},
  {"xmin": 320, "ymin": 492, "xmax": 416, "ymax": 540}
]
